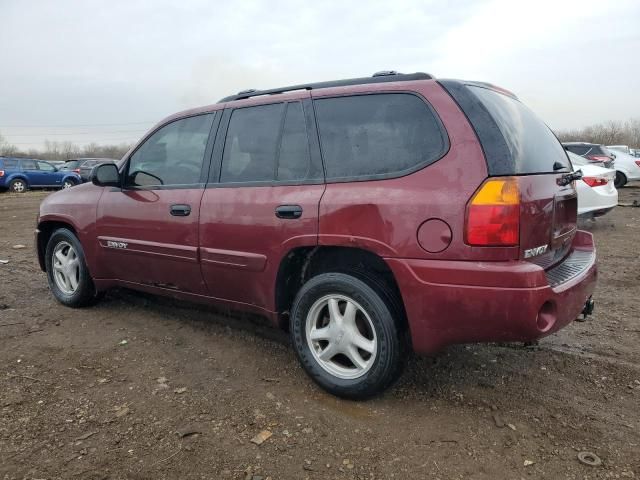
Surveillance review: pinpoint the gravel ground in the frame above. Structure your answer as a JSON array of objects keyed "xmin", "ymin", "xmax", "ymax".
[{"xmin": 1, "ymin": 186, "xmax": 639, "ymax": 480}]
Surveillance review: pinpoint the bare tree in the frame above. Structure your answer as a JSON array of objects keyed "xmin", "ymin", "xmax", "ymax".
[{"xmin": 556, "ymin": 118, "xmax": 640, "ymax": 148}]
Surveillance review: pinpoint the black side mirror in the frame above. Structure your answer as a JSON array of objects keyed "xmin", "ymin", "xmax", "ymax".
[{"xmin": 92, "ymin": 163, "xmax": 120, "ymax": 187}]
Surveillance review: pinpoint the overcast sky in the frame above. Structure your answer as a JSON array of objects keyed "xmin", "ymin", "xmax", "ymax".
[{"xmin": 1, "ymin": 0, "xmax": 639, "ymax": 150}]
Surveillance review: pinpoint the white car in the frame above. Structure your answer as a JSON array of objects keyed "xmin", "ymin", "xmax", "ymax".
[
  {"xmin": 568, "ymin": 152, "xmax": 618, "ymax": 217},
  {"xmin": 607, "ymin": 149, "xmax": 640, "ymax": 188}
]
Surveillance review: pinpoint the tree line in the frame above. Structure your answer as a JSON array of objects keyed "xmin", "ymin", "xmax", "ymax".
[
  {"xmin": 555, "ymin": 119, "xmax": 640, "ymax": 148},
  {"xmin": 0, "ymin": 133, "xmax": 132, "ymax": 161}
]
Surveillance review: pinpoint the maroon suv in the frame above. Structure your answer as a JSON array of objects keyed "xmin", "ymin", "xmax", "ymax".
[{"xmin": 36, "ymin": 72, "xmax": 597, "ymax": 399}]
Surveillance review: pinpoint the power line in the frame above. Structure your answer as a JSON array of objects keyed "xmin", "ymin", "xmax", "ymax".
[
  {"xmin": 6, "ymin": 129, "xmax": 148, "ymax": 137},
  {"xmin": 0, "ymin": 121, "xmax": 155, "ymax": 128}
]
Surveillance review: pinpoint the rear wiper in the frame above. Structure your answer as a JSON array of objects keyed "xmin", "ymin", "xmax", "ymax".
[{"xmin": 558, "ymin": 169, "xmax": 583, "ymax": 186}]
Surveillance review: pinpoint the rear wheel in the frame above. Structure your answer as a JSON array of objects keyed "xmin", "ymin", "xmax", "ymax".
[
  {"xmin": 614, "ymin": 171, "xmax": 627, "ymax": 189},
  {"xmin": 45, "ymin": 228, "xmax": 100, "ymax": 307},
  {"xmin": 290, "ymin": 273, "xmax": 404, "ymax": 399},
  {"xmin": 9, "ymin": 179, "xmax": 26, "ymax": 193},
  {"xmin": 62, "ymin": 179, "xmax": 76, "ymax": 189}
]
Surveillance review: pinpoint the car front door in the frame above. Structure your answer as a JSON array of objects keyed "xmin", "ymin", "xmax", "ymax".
[
  {"xmin": 95, "ymin": 112, "xmax": 219, "ymax": 295},
  {"xmin": 36, "ymin": 160, "xmax": 61, "ymax": 187},
  {"xmin": 199, "ymin": 97, "xmax": 325, "ymax": 313}
]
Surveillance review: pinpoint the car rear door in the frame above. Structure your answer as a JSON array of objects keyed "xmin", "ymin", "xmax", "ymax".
[
  {"xmin": 95, "ymin": 112, "xmax": 219, "ymax": 295},
  {"xmin": 199, "ymin": 95, "xmax": 325, "ymax": 313},
  {"xmin": 20, "ymin": 159, "xmax": 42, "ymax": 186}
]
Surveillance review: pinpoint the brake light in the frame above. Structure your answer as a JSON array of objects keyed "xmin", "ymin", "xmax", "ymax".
[
  {"xmin": 635, "ymin": 160, "xmax": 640, "ymax": 168},
  {"xmin": 465, "ymin": 177, "xmax": 520, "ymax": 246},
  {"xmin": 73, "ymin": 168, "xmax": 81, "ymax": 173},
  {"xmin": 582, "ymin": 177, "xmax": 608, "ymax": 187},
  {"xmin": 0, "ymin": 170, "xmax": 4, "ymax": 177},
  {"xmin": 586, "ymin": 155, "xmax": 611, "ymax": 163}
]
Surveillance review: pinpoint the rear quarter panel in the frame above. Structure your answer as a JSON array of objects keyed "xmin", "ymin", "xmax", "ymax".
[{"xmin": 316, "ymin": 80, "xmax": 516, "ymax": 261}]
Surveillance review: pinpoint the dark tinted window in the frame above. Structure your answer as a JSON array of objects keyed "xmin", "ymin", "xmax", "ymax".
[
  {"xmin": 277, "ymin": 102, "xmax": 312, "ymax": 181},
  {"xmin": 314, "ymin": 94, "xmax": 446, "ymax": 180},
  {"xmin": 564, "ymin": 145, "xmax": 590, "ymax": 156},
  {"xmin": 21, "ymin": 159, "xmax": 37, "ymax": 170},
  {"xmin": 127, "ymin": 114, "xmax": 213, "ymax": 187},
  {"xmin": 469, "ymin": 86, "xmax": 570, "ymax": 173},
  {"xmin": 1, "ymin": 159, "xmax": 19, "ymax": 168},
  {"xmin": 60, "ymin": 160, "xmax": 80, "ymax": 170},
  {"xmin": 221, "ymin": 104, "xmax": 284, "ymax": 183}
]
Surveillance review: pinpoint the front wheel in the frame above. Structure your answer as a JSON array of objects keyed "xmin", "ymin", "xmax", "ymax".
[
  {"xmin": 290, "ymin": 273, "xmax": 404, "ymax": 399},
  {"xmin": 614, "ymin": 171, "xmax": 627, "ymax": 189},
  {"xmin": 45, "ymin": 228, "xmax": 100, "ymax": 307}
]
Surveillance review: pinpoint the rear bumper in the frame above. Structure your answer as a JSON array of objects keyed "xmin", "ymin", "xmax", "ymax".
[{"xmin": 386, "ymin": 230, "xmax": 597, "ymax": 354}]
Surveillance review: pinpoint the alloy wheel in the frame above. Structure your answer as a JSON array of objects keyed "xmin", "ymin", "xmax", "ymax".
[
  {"xmin": 52, "ymin": 241, "xmax": 80, "ymax": 294},
  {"xmin": 305, "ymin": 294, "xmax": 377, "ymax": 380}
]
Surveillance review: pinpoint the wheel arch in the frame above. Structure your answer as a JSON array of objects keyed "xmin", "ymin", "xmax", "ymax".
[
  {"xmin": 37, "ymin": 220, "xmax": 79, "ymax": 271},
  {"xmin": 275, "ymin": 246, "xmax": 408, "ymax": 333}
]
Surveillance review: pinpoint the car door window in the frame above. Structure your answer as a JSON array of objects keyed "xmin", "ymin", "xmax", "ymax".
[
  {"xmin": 220, "ymin": 103, "xmax": 284, "ymax": 183},
  {"xmin": 126, "ymin": 114, "xmax": 214, "ymax": 188},
  {"xmin": 21, "ymin": 160, "xmax": 37, "ymax": 170},
  {"xmin": 37, "ymin": 161, "xmax": 56, "ymax": 172},
  {"xmin": 277, "ymin": 102, "xmax": 312, "ymax": 181}
]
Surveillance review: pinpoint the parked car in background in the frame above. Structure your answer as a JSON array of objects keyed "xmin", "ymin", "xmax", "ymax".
[
  {"xmin": 568, "ymin": 152, "xmax": 617, "ymax": 217},
  {"xmin": 607, "ymin": 145, "xmax": 630, "ymax": 154},
  {"xmin": 630, "ymin": 149, "xmax": 640, "ymax": 158},
  {"xmin": 0, "ymin": 157, "xmax": 81, "ymax": 193},
  {"xmin": 606, "ymin": 149, "xmax": 640, "ymax": 188},
  {"xmin": 58, "ymin": 158, "xmax": 118, "ymax": 182},
  {"xmin": 36, "ymin": 72, "xmax": 597, "ymax": 398},
  {"xmin": 563, "ymin": 142, "xmax": 615, "ymax": 169}
]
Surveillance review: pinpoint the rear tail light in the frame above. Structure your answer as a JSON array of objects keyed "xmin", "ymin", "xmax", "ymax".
[
  {"xmin": 73, "ymin": 168, "xmax": 81, "ymax": 174},
  {"xmin": 0, "ymin": 170, "xmax": 4, "ymax": 177},
  {"xmin": 635, "ymin": 160, "xmax": 640, "ymax": 168},
  {"xmin": 586, "ymin": 155, "xmax": 611, "ymax": 163},
  {"xmin": 582, "ymin": 177, "xmax": 608, "ymax": 188},
  {"xmin": 465, "ymin": 177, "xmax": 520, "ymax": 246}
]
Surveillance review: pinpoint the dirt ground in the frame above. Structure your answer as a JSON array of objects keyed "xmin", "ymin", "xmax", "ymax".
[{"xmin": 1, "ymin": 186, "xmax": 639, "ymax": 480}]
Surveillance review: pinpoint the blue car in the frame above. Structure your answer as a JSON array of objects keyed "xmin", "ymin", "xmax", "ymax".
[{"xmin": 0, "ymin": 157, "xmax": 81, "ymax": 193}]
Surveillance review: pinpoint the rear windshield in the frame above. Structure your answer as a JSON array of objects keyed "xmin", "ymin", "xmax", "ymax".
[
  {"xmin": 468, "ymin": 86, "xmax": 570, "ymax": 174},
  {"xmin": 61, "ymin": 161, "xmax": 80, "ymax": 169}
]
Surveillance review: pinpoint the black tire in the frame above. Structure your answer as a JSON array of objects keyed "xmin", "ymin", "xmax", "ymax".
[
  {"xmin": 9, "ymin": 178, "xmax": 27, "ymax": 193},
  {"xmin": 290, "ymin": 272, "xmax": 404, "ymax": 400},
  {"xmin": 62, "ymin": 179, "xmax": 76, "ymax": 189},
  {"xmin": 614, "ymin": 171, "xmax": 627, "ymax": 189},
  {"xmin": 45, "ymin": 228, "xmax": 100, "ymax": 308}
]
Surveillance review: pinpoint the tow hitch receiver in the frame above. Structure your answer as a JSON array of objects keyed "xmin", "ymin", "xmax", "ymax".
[{"xmin": 576, "ymin": 296, "xmax": 595, "ymax": 322}]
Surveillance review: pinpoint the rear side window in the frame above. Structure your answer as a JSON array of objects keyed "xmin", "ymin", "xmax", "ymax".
[
  {"xmin": 21, "ymin": 159, "xmax": 37, "ymax": 170},
  {"xmin": 220, "ymin": 102, "xmax": 319, "ymax": 184},
  {"xmin": 314, "ymin": 94, "xmax": 447, "ymax": 180},
  {"xmin": 466, "ymin": 85, "xmax": 570, "ymax": 173},
  {"xmin": 221, "ymin": 104, "xmax": 284, "ymax": 183},
  {"xmin": 277, "ymin": 102, "xmax": 312, "ymax": 181}
]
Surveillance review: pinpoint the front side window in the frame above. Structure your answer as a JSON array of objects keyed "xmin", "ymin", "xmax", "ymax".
[
  {"xmin": 314, "ymin": 94, "xmax": 447, "ymax": 180},
  {"xmin": 37, "ymin": 161, "xmax": 56, "ymax": 171},
  {"xmin": 127, "ymin": 114, "xmax": 214, "ymax": 187}
]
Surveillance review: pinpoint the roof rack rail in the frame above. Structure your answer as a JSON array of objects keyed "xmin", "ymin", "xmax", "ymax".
[{"xmin": 218, "ymin": 71, "xmax": 434, "ymax": 103}]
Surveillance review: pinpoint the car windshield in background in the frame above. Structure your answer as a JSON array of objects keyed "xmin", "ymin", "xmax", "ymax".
[{"xmin": 468, "ymin": 85, "xmax": 571, "ymax": 174}]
